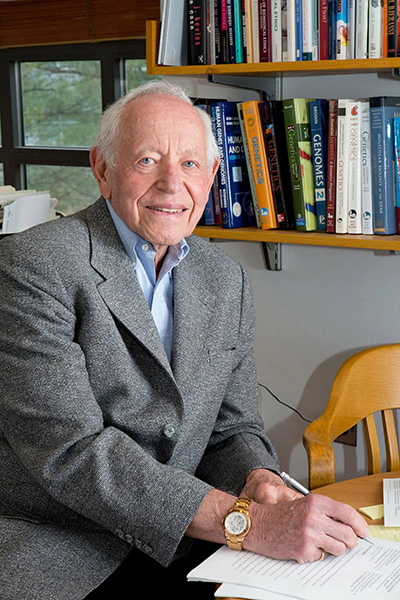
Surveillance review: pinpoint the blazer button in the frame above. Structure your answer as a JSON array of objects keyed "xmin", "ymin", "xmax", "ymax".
[{"xmin": 163, "ymin": 423, "xmax": 177, "ymax": 438}]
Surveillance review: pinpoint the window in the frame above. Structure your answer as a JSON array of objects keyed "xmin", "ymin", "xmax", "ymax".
[{"xmin": 0, "ymin": 40, "xmax": 159, "ymax": 215}]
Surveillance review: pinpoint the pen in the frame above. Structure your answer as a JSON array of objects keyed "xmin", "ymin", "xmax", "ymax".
[{"xmin": 280, "ymin": 471, "xmax": 374, "ymax": 544}]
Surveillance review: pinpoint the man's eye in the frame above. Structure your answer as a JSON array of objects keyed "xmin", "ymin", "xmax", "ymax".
[
  {"xmin": 140, "ymin": 157, "xmax": 154, "ymax": 165},
  {"xmin": 184, "ymin": 160, "xmax": 195, "ymax": 168}
]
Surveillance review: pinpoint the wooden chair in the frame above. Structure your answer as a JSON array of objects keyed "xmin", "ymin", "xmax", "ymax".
[{"xmin": 303, "ymin": 344, "xmax": 400, "ymax": 490}]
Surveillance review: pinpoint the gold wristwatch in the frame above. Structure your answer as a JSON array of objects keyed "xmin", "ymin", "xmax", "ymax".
[{"xmin": 222, "ymin": 497, "xmax": 253, "ymax": 551}]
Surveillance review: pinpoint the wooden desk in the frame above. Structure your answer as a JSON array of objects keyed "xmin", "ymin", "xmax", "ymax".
[{"xmin": 221, "ymin": 471, "xmax": 400, "ymax": 599}]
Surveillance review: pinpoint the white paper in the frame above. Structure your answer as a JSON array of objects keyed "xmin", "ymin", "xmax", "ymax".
[
  {"xmin": 383, "ymin": 478, "xmax": 400, "ymax": 526},
  {"xmin": 215, "ymin": 582, "xmax": 303, "ymax": 599},
  {"xmin": 2, "ymin": 192, "xmax": 51, "ymax": 233},
  {"xmin": 188, "ymin": 539, "xmax": 400, "ymax": 600}
]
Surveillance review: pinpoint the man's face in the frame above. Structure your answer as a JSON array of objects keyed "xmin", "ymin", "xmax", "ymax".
[{"xmin": 91, "ymin": 94, "xmax": 219, "ymax": 259}]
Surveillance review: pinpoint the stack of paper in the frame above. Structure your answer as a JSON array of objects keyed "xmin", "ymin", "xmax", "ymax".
[
  {"xmin": 188, "ymin": 538, "xmax": 400, "ymax": 599},
  {"xmin": 0, "ymin": 187, "xmax": 58, "ymax": 233}
]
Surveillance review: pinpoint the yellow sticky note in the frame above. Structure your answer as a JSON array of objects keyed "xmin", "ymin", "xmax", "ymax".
[
  {"xmin": 359, "ymin": 504, "xmax": 384, "ymax": 520},
  {"xmin": 369, "ymin": 525, "xmax": 400, "ymax": 542}
]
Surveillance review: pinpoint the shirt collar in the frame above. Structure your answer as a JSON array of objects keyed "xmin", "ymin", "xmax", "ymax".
[{"xmin": 106, "ymin": 198, "xmax": 189, "ymax": 271}]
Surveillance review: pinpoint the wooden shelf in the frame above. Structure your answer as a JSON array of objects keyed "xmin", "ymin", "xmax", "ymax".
[
  {"xmin": 146, "ymin": 20, "xmax": 400, "ymax": 78},
  {"xmin": 194, "ymin": 226, "xmax": 400, "ymax": 252}
]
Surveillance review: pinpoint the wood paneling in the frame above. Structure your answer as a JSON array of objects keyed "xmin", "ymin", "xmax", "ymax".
[{"xmin": 0, "ymin": 1, "xmax": 160, "ymax": 48}]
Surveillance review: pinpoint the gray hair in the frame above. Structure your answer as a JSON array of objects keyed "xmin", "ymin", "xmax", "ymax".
[{"xmin": 92, "ymin": 80, "xmax": 219, "ymax": 173}]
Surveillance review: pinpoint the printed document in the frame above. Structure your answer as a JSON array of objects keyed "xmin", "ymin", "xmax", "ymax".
[
  {"xmin": 383, "ymin": 478, "xmax": 400, "ymax": 526},
  {"xmin": 188, "ymin": 538, "xmax": 400, "ymax": 599}
]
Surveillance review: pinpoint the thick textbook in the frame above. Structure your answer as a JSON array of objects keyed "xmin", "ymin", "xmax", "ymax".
[
  {"xmin": 326, "ymin": 99, "xmax": 338, "ymax": 232},
  {"xmin": 210, "ymin": 101, "xmax": 254, "ymax": 228},
  {"xmin": 309, "ymin": 98, "xmax": 328, "ymax": 230},
  {"xmin": 346, "ymin": 99, "xmax": 363, "ymax": 234},
  {"xmin": 258, "ymin": 100, "xmax": 294, "ymax": 229},
  {"xmin": 241, "ymin": 100, "xmax": 277, "ymax": 230},
  {"xmin": 369, "ymin": 96, "xmax": 400, "ymax": 234},
  {"xmin": 283, "ymin": 98, "xmax": 317, "ymax": 231}
]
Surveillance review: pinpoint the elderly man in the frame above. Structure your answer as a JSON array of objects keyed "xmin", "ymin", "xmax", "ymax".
[{"xmin": 0, "ymin": 81, "xmax": 368, "ymax": 600}]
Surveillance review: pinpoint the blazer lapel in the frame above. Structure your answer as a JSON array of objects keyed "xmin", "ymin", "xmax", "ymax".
[
  {"xmin": 172, "ymin": 242, "xmax": 216, "ymax": 395},
  {"xmin": 84, "ymin": 199, "xmax": 174, "ymax": 378}
]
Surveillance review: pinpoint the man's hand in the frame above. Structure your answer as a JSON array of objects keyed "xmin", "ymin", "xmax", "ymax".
[
  {"xmin": 240, "ymin": 468, "xmax": 301, "ymax": 504},
  {"xmin": 244, "ymin": 493, "xmax": 370, "ymax": 563}
]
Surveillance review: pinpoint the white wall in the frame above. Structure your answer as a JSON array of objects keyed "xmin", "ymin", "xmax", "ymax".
[{"xmin": 165, "ymin": 72, "xmax": 400, "ymax": 487}]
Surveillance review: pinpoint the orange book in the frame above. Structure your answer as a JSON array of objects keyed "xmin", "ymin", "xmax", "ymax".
[{"xmin": 241, "ymin": 100, "xmax": 277, "ymax": 230}]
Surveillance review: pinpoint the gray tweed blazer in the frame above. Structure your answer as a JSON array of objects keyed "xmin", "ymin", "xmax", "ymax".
[{"xmin": 0, "ymin": 198, "xmax": 279, "ymax": 599}]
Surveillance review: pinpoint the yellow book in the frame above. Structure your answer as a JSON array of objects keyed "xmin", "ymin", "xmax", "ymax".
[{"xmin": 241, "ymin": 100, "xmax": 277, "ymax": 230}]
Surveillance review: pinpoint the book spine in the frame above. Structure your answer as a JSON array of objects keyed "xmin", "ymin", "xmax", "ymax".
[
  {"xmin": 355, "ymin": 0, "xmax": 369, "ymax": 58},
  {"xmin": 311, "ymin": 0, "xmax": 319, "ymax": 59},
  {"xmin": 383, "ymin": 0, "xmax": 388, "ymax": 57},
  {"xmin": 188, "ymin": 0, "xmax": 207, "ymax": 64},
  {"xmin": 251, "ymin": 0, "xmax": 260, "ymax": 61},
  {"xmin": 370, "ymin": 96, "xmax": 399, "ymax": 234},
  {"xmin": 283, "ymin": 98, "xmax": 312, "ymax": 231},
  {"xmin": 259, "ymin": 0, "xmax": 269, "ymax": 62},
  {"xmin": 397, "ymin": 0, "xmax": 400, "ymax": 55},
  {"xmin": 295, "ymin": 0, "xmax": 303, "ymax": 60},
  {"xmin": 346, "ymin": 100, "xmax": 363, "ymax": 234},
  {"xmin": 294, "ymin": 98, "xmax": 317, "ymax": 230},
  {"xmin": 368, "ymin": 0, "xmax": 383, "ymax": 58},
  {"xmin": 335, "ymin": 98, "xmax": 349, "ymax": 233},
  {"xmin": 227, "ymin": 0, "xmax": 236, "ymax": 62},
  {"xmin": 233, "ymin": 0, "xmax": 244, "ymax": 62},
  {"xmin": 244, "ymin": 0, "xmax": 254, "ymax": 62},
  {"xmin": 241, "ymin": 100, "xmax": 277, "ymax": 229},
  {"xmin": 319, "ymin": 0, "xmax": 329, "ymax": 60},
  {"xmin": 220, "ymin": 0, "xmax": 230, "ymax": 63},
  {"xmin": 258, "ymin": 101, "xmax": 288, "ymax": 228},
  {"xmin": 309, "ymin": 99, "xmax": 328, "ymax": 230},
  {"xmin": 282, "ymin": 0, "xmax": 288, "ymax": 60},
  {"xmin": 348, "ymin": 0, "xmax": 356, "ymax": 58},
  {"xmin": 394, "ymin": 116, "xmax": 400, "ymax": 232},
  {"xmin": 326, "ymin": 99, "xmax": 338, "ymax": 232},
  {"xmin": 387, "ymin": 0, "xmax": 396, "ymax": 57},
  {"xmin": 302, "ymin": 0, "xmax": 313, "ymax": 59},
  {"xmin": 237, "ymin": 102, "xmax": 261, "ymax": 226},
  {"xmin": 287, "ymin": 0, "xmax": 297, "ymax": 60},
  {"xmin": 337, "ymin": 0, "xmax": 349, "ymax": 59},
  {"xmin": 360, "ymin": 100, "xmax": 374, "ymax": 235},
  {"xmin": 328, "ymin": 0, "xmax": 338, "ymax": 59},
  {"xmin": 272, "ymin": 0, "xmax": 283, "ymax": 62},
  {"xmin": 241, "ymin": 0, "xmax": 248, "ymax": 62}
]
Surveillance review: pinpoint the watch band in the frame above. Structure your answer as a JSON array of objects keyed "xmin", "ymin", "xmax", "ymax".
[{"xmin": 223, "ymin": 497, "xmax": 253, "ymax": 551}]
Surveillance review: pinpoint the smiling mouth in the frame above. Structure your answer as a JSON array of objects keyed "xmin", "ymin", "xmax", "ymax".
[{"xmin": 147, "ymin": 206, "xmax": 185, "ymax": 214}]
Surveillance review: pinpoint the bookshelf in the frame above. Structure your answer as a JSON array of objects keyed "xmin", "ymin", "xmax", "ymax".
[{"xmin": 146, "ymin": 20, "xmax": 400, "ymax": 268}]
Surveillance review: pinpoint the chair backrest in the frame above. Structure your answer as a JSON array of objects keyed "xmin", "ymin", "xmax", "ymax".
[{"xmin": 303, "ymin": 344, "xmax": 400, "ymax": 490}]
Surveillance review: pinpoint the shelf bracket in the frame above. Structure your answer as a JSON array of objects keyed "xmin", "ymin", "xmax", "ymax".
[
  {"xmin": 261, "ymin": 242, "xmax": 282, "ymax": 271},
  {"xmin": 392, "ymin": 68, "xmax": 400, "ymax": 79},
  {"xmin": 207, "ymin": 75, "xmax": 281, "ymax": 100}
]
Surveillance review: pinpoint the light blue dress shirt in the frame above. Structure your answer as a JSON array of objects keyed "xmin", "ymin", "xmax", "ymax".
[{"xmin": 106, "ymin": 200, "xmax": 189, "ymax": 362}]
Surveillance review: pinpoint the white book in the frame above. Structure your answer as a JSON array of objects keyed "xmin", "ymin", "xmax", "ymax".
[
  {"xmin": 346, "ymin": 100, "xmax": 363, "ymax": 234},
  {"xmin": 355, "ymin": 0, "xmax": 369, "ymax": 59},
  {"xmin": 244, "ymin": 0, "xmax": 254, "ymax": 63},
  {"xmin": 336, "ymin": 99, "xmax": 350, "ymax": 234},
  {"xmin": 158, "ymin": 0, "xmax": 188, "ymax": 66},
  {"xmin": 286, "ymin": 0, "xmax": 297, "ymax": 61},
  {"xmin": 157, "ymin": 0, "xmax": 170, "ymax": 64},
  {"xmin": 311, "ymin": 0, "xmax": 318, "ymax": 59},
  {"xmin": 272, "ymin": 0, "xmax": 282, "ymax": 61},
  {"xmin": 360, "ymin": 100, "xmax": 374, "ymax": 234},
  {"xmin": 368, "ymin": 0, "xmax": 383, "ymax": 58},
  {"xmin": 251, "ymin": 0, "xmax": 260, "ymax": 62},
  {"xmin": 208, "ymin": 0, "xmax": 216, "ymax": 65},
  {"xmin": 348, "ymin": 0, "xmax": 356, "ymax": 58},
  {"xmin": 302, "ymin": 0, "xmax": 313, "ymax": 60}
]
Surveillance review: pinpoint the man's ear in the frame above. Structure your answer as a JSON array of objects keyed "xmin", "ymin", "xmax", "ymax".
[
  {"xmin": 207, "ymin": 157, "xmax": 220, "ymax": 192},
  {"xmin": 90, "ymin": 147, "xmax": 112, "ymax": 199}
]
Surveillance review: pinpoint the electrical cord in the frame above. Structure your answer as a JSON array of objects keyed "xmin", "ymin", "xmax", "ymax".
[{"xmin": 258, "ymin": 382, "xmax": 312, "ymax": 424}]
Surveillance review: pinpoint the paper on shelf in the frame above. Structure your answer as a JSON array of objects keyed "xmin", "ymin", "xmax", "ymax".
[
  {"xmin": 188, "ymin": 539, "xmax": 400, "ymax": 600},
  {"xmin": 2, "ymin": 192, "xmax": 51, "ymax": 233}
]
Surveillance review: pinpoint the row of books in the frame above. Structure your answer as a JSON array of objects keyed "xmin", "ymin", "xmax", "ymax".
[
  {"xmin": 158, "ymin": 1, "xmax": 394, "ymax": 67},
  {"xmin": 200, "ymin": 96, "xmax": 400, "ymax": 236}
]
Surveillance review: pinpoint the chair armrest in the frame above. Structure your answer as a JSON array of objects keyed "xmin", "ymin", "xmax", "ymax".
[{"xmin": 303, "ymin": 419, "xmax": 336, "ymax": 490}]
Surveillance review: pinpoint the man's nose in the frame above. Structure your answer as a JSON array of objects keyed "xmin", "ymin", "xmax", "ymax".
[{"xmin": 156, "ymin": 165, "xmax": 184, "ymax": 193}]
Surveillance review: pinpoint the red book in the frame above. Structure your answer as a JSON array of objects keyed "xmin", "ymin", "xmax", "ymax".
[
  {"xmin": 319, "ymin": 0, "xmax": 329, "ymax": 60},
  {"xmin": 326, "ymin": 99, "xmax": 338, "ymax": 233}
]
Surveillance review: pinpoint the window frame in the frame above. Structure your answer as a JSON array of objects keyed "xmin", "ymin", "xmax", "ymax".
[{"xmin": 0, "ymin": 39, "xmax": 146, "ymax": 189}]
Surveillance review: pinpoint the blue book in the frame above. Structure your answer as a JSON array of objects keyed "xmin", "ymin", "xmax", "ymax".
[
  {"xmin": 369, "ymin": 97, "xmax": 400, "ymax": 235},
  {"xmin": 394, "ymin": 117, "xmax": 400, "ymax": 234},
  {"xmin": 309, "ymin": 99, "xmax": 329, "ymax": 230},
  {"xmin": 210, "ymin": 101, "xmax": 254, "ymax": 228},
  {"xmin": 233, "ymin": 0, "xmax": 243, "ymax": 63},
  {"xmin": 295, "ymin": 0, "xmax": 303, "ymax": 60},
  {"xmin": 327, "ymin": 0, "xmax": 337, "ymax": 59}
]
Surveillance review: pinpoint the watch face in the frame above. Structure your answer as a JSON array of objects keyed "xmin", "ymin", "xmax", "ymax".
[{"xmin": 225, "ymin": 511, "xmax": 247, "ymax": 535}]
